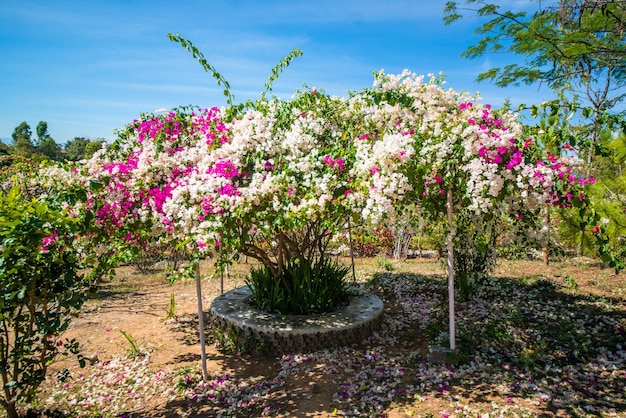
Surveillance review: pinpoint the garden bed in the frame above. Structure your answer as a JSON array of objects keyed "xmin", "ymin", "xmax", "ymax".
[{"xmin": 209, "ymin": 285, "xmax": 384, "ymax": 354}]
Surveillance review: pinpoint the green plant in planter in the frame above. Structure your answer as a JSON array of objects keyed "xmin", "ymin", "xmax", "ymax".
[
  {"xmin": 0, "ymin": 187, "xmax": 93, "ymax": 418},
  {"xmin": 245, "ymin": 258, "xmax": 350, "ymax": 315}
]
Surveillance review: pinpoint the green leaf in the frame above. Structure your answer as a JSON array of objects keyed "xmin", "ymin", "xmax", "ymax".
[{"xmin": 530, "ymin": 105, "xmax": 538, "ymax": 118}]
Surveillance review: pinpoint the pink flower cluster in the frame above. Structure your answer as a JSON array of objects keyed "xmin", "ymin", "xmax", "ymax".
[
  {"xmin": 542, "ymin": 152, "xmax": 596, "ymax": 208},
  {"xmin": 467, "ymin": 104, "xmax": 525, "ymax": 170},
  {"xmin": 132, "ymin": 107, "xmax": 228, "ymax": 146},
  {"xmin": 323, "ymin": 155, "xmax": 345, "ymax": 170},
  {"xmin": 147, "ymin": 185, "xmax": 173, "ymax": 214},
  {"xmin": 103, "ymin": 156, "xmax": 138, "ymax": 175},
  {"xmin": 190, "ymin": 107, "xmax": 229, "ymax": 146},
  {"xmin": 208, "ymin": 160, "xmax": 241, "ymax": 179},
  {"xmin": 477, "ymin": 145, "xmax": 523, "ymax": 169},
  {"xmin": 423, "ymin": 176, "xmax": 445, "ymax": 196},
  {"xmin": 86, "ymin": 107, "xmax": 235, "ymax": 244},
  {"xmin": 40, "ymin": 231, "xmax": 59, "ymax": 252}
]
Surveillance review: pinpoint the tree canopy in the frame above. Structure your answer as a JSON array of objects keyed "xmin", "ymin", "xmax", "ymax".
[
  {"xmin": 35, "ymin": 121, "xmax": 50, "ymax": 145},
  {"xmin": 11, "ymin": 122, "xmax": 32, "ymax": 144},
  {"xmin": 4, "ymin": 122, "xmax": 107, "ymax": 163},
  {"xmin": 444, "ymin": 0, "xmax": 626, "ymax": 111},
  {"xmin": 61, "ymin": 137, "xmax": 106, "ymax": 161}
]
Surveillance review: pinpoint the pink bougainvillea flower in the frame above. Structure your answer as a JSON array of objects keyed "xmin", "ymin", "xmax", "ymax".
[
  {"xmin": 523, "ymin": 138, "xmax": 533, "ymax": 148},
  {"xmin": 40, "ymin": 231, "xmax": 59, "ymax": 252}
]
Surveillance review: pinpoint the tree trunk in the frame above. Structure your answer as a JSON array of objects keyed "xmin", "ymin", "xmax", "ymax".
[{"xmin": 1, "ymin": 401, "xmax": 19, "ymax": 418}]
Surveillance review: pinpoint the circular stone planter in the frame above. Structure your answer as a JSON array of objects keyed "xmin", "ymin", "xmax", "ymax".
[{"xmin": 209, "ymin": 286, "xmax": 384, "ymax": 354}]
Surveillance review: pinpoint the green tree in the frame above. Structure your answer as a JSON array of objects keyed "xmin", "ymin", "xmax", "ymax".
[
  {"xmin": 84, "ymin": 139, "xmax": 106, "ymax": 159},
  {"xmin": 37, "ymin": 137, "xmax": 64, "ymax": 161},
  {"xmin": 64, "ymin": 137, "xmax": 105, "ymax": 161},
  {"xmin": 11, "ymin": 122, "xmax": 31, "ymax": 144},
  {"xmin": 591, "ymin": 132, "xmax": 626, "ymax": 261},
  {"xmin": 11, "ymin": 138, "xmax": 35, "ymax": 158},
  {"xmin": 64, "ymin": 137, "xmax": 89, "ymax": 161},
  {"xmin": 35, "ymin": 121, "xmax": 50, "ymax": 145},
  {"xmin": 443, "ymin": 0, "xmax": 626, "ymax": 97},
  {"xmin": 11, "ymin": 122, "xmax": 35, "ymax": 158}
]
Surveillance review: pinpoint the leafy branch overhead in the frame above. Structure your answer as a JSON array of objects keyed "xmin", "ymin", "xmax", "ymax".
[
  {"xmin": 262, "ymin": 48, "xmax": 303, "ymax": 100},
  {"xmin": 167, "ymin": 33, "xmax": 235, "ymax": 106},
  {"xmin": 443, "ymin": 0, "xmax": 626, "ymax": 107},
  {"xmin": 167, "ymin": 33, "xmax": 303, "ymax": 110}
]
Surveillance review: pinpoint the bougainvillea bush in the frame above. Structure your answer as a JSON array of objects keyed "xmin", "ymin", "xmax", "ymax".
[{"xmin": 49, "ymin": 69, "xmax": 597, "ymax": 286}]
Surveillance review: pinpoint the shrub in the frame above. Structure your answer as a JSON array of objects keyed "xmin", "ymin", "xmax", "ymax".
[
  {"xmin": 245, "ymin": 258, "xmax": 350, "ymax": 315},
  {"xmin": 131, "ymin": 242, "xmax": 190, "ymax": 275},
  {"xmin": 0, "ymin": 187, "xmax": 92, "ymax": 418},
  {"xmin": 351, "ymin": 228, "xmax": 394, "ymax": 257},
  {"xmin": 438, "ymin": 212, "xmax": 499, "ymax": 299}
]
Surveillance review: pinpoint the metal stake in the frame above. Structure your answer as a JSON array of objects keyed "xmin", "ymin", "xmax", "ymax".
[{"xmin": 446, "ymin": 189, "xmax": 456, "ymax": 350}]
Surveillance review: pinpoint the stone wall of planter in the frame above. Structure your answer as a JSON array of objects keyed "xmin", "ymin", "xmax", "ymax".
[{"xmin": 209, "ymin": 286, "xmax": 384, "ymax": 354}]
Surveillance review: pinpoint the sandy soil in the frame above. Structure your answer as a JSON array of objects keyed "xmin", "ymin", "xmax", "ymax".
[{"xmin": 46, "ymin": 256, "xmax": 624, "ymax": 417}]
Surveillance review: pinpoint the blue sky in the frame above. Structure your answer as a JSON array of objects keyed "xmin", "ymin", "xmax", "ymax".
[{"xmin": 0, "ymin": 0, "xmax": 552, "ymax": 144}]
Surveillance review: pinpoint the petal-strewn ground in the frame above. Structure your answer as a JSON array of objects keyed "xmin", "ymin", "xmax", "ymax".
[{"xmin": 36, "ymin": 257, "xmax": 625, "ymax": 417}]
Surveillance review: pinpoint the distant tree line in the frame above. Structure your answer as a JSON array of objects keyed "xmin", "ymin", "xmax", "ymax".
[{"xmin": 1, "ymin": 121, "xmax": 105, "ymax": 162}]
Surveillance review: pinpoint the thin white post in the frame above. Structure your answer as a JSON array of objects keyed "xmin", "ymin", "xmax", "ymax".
[
  {"xmin": 348, "ymin": 217, "xmax": 356, "ymax": 283},
  {"xmin": 195, "ymin": 260, "xmax": 209, "ymax": 381},
  {"xmin": 446, "ymin": 189, "xmax": 456, "ymax": 350}
]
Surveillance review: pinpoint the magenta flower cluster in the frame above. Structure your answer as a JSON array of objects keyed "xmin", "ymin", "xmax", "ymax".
[
  {"xmin": 323, "ymin": 155, "xmax": 345, "ymax": 170},
  {"xmin": 40, "ymin": 230, "xmax": 59, "ymax": 252}
]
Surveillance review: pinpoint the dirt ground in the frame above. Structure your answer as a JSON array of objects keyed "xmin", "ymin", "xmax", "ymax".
[{"xmin": 50, "ymin": 256, "xmax": 624, "ymax": 417}]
